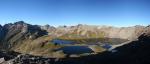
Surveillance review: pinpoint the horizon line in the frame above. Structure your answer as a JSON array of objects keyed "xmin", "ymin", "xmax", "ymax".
[{"xmin": 0, "ymin": 21, "xmax": 149, "ymax": 28}]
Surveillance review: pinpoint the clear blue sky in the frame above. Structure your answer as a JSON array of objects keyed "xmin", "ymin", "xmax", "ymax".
[{"xmin": 0, "ymin": 0, "xmax": 150, "ymax": 27}]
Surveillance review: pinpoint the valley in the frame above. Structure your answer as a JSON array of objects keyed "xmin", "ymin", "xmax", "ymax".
[{"xmin": 0, "ymin": 21, "xmax": 149, "ymax": 64}]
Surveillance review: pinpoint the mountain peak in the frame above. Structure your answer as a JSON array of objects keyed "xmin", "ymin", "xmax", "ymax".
[{"xmin": 14, "ymin": 21, "xmax": 26, "ymax": 25}]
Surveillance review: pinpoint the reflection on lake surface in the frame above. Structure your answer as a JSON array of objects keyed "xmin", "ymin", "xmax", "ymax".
[{"xmin": 52, "ymin": 38, "xmax": 128, "ymax": 45}]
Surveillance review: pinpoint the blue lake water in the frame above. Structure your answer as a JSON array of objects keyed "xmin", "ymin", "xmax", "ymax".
[
  {"xmin": 52, "ymin": 39, "xmax": 75, "ymax": 45},
  {"xmin": 52, "ymin": 39, "xmax": 114, "ymax": 54},
  {"xmin": 56, "ymin": 46, "xmax": 94, "ymax": 54}
]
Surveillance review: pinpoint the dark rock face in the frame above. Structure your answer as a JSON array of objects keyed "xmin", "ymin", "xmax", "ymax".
[
  {"xmin": 0, "ymin": 50, "xmax": 20, "ymax": 61},
  {"xmin": 0, "ymin": 25, "xmax": 6, "ymax": 49},
  {"xmin": 0, "ymin": 25, "xmax": 5, "ymax": 42}
]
